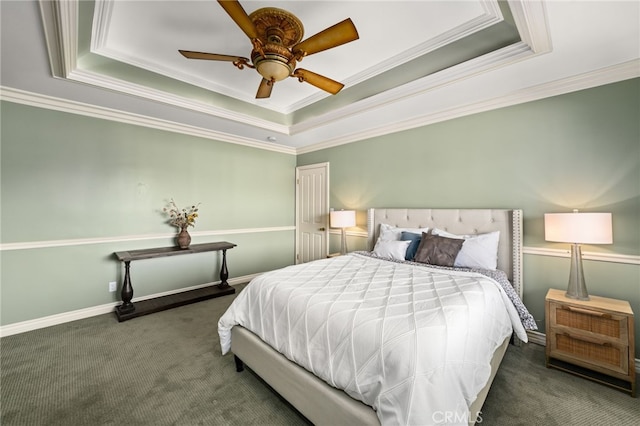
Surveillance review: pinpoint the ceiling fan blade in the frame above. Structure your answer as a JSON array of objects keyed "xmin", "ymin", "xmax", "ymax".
[
  {"xmin": 179, "ymin": 50, "xmax": 249, "ymax": 63},
  {"xmin": 293, "ymin": 69, "xmax": 344, "ymax": 95},
  {"xmin": 256, "ymin": 78, "xmax": 273, "ymax": 99},
  {"xmin": 217, "ymin": 0, "xmax": 258, "ymax": 40},
  {"xmin": 292, "ymin": 18, "xmax": 359, "ymax": 58}
]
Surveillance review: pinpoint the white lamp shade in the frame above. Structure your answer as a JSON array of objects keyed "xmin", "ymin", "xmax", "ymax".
[
  {"xmin": 544, "ymin": 212, "xmax": 613, "ymax": 244},
  {"xmin": 330, "ymin": 210, "xmax": 356, "ymax": 228}
]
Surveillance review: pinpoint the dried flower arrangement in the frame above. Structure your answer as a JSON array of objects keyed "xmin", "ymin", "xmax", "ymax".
[{"xmin": 163, "ymin": 199, "xmax": 200, "ymax": 229}]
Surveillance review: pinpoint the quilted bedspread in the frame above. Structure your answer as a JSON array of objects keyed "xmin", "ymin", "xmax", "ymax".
[{"xmin": 218, "ymin": 253, "xmax": 528, "ymax": 425}]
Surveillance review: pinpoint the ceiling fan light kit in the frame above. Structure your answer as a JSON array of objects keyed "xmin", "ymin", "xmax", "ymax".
[
  {"xmin": 179, "ymin": 0, "xmax": 359, "ymax": 99},
  {"xmin": 252, "ymin": 43, "xmax": 296, "ymax": 82}
]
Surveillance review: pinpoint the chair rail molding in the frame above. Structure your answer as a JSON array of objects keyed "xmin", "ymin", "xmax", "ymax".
[
  {"xmin": 523, "ymin": 247, "xmax": 640, "ymax": 265},
  {"xmin": 0, "ymin": 226, "xmax": 296, "ymax": 251}
]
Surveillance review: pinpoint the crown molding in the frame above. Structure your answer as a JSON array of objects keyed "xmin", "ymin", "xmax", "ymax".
[
  {"xmin": 508, "ymin": 0, "xmax": 552, "ymax": 53},
  {"xmin": 90, "ymin": 0, "xmax": 113, "ymax": 52},
  {"xmin": 297, "ymin": 59, "xmax": 639, "ymax": 154},
  {"xmin": 67, "ymin": 68, "xmax": 291, "ymax": 134},
  {"xmin": 291, "ymin": 40, "xmax": 534, "ymax": 139},
  {"xmin": 0, "ymin": 86, "xmax": 296, "ymax": 155},
  {"xmin": 38, "ymin": 0, "xmax": 78, "ymax": 78},
  {"xmin": 3, "ymin": 57, "xmax": 637, "ymax": 158}
]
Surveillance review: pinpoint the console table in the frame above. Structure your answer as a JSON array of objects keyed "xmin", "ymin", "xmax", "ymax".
[{"xmin": 114, "ymin": 241, "xmax": 236, "ymax": 322}]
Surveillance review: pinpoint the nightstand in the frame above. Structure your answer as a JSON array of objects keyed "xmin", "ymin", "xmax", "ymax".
[{"xmin": 545, "ymin": 288, "xmax": 636, "ymax": 396}]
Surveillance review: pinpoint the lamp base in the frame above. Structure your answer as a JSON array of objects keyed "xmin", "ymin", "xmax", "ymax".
[
  {"xmin": 565, "ymin": 243, "xmax": 590, "ymax": 301},
  {"xmin": 340, "ymin": 229, "xmax": 348, "ymax": 255}
]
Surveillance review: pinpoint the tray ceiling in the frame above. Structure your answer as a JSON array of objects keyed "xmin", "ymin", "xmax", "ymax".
[
  {"xmin": 89, "ymin": 1, "xmax": 507, "ymax": 114},
  {"xmin": 3, "ymin": 1, "xmax": 638, "ymax": 151}
]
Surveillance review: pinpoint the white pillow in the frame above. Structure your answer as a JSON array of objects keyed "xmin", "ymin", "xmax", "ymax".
[
  {"xmin": 373, "ymin": 240, "xmax": 411, "ymax": 261},
  {"xmin": 379, "ymin": 223, "xmax": 429, "ymax": 241},
  {"xmin": 431, "ymin": 229, "xmax": 500, "ymax": 270}
]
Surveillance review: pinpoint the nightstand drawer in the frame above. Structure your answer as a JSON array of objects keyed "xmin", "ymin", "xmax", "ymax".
[
  {"xmin": 550, "ymin": 302, "xmax": 628, "ymax": 344},
  {"xmin": 548, "ymin": 330, "xmax": 628, "ymax": 376}
]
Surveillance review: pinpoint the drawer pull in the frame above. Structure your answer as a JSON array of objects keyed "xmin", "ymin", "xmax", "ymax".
[
  {"xmin": 563, "ymin": 305, "xmax": 611, "ymax": 319},
  {"xmin": 561, "ymin": 332, "xmax": 612, "ymax": 347}
]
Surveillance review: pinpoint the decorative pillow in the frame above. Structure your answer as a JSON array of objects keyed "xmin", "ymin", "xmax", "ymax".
[
  {"xmin": 400, "ymin": 231, "xmax": 422, "ymax": 261},
  {"xmin": 378, "ymin": 223, "xmax": 429, "ymax": 241},
  {"xmin": 432, "ymin": 229, "xmax": 500, "ymax": 270},
  {"xmin": 413, "ymin": 232, "xmax": 464, "ymax": 267},
  {"xmin": 373, "ymin": 239, "xmax": 411, "ymax": 261}
]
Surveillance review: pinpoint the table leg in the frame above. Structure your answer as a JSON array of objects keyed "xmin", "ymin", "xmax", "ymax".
[
  {"xmin": 117, "ymin": 260, "xmax": 135, "ymax": 314},
  {"xmin": 217, "ymin": 249, "xmax": 230, "ymax": 289}
]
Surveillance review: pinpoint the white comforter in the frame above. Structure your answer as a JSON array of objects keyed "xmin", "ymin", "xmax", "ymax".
[{"xmin": 218, "ymin": 253, "xmax": 527, "ymax": 426}]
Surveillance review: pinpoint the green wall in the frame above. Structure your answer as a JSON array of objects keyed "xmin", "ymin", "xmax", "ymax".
[
  {"xmin": 2, "ymin": 79, "xmax": 639, "ymax": 359},
  {"xmin": 298, "ymin": 78, "xmax": 640, "ymax": 357},
  {"xmin": 1, "ymin": 102, "xmax": 296, "ymax": 325}
]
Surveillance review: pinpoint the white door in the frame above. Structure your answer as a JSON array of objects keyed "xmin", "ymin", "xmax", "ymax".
[{"xmin": 296, "ymin": 163, "xmax": 329, "ymax": 263}]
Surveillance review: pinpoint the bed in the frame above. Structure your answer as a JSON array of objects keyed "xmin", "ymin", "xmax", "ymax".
[{"xmin": 218, "ymin": 208, "xmax": 535, "ymax": 425}]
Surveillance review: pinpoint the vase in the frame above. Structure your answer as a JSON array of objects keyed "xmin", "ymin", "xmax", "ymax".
[{"xmin": 177, "ymin": 227, "xmax": 191, "ymax": 249}]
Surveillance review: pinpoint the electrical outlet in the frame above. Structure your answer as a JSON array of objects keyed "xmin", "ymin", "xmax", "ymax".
[{"xmin": 108, "ymin": 281, "xmax": 117, "ymax": 292}]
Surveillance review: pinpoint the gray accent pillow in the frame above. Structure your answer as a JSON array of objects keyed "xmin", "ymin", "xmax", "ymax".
[{"xmin": 413, "ymin": 232, "xmax": 464, "ymax": 267}]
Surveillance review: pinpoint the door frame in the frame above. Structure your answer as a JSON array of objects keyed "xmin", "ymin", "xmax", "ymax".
[{"xmin": 295, "ymin": 162, "xmax": 330, "ymax": 264}]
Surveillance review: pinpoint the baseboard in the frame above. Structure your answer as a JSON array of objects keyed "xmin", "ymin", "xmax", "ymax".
[
  {"xmin": 526, "ymin": 330, "xmax": 547, "ymax": 346},
  {"xmin": 527, "ymin": 330, "xmax": 640, "ymax": 374},
  {"xmin": 0, "ymin": 274, "xmax": 259, "ymax": 338}
]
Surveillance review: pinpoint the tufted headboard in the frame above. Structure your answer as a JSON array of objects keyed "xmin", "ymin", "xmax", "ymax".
[{"xmin": 367, "ymin": 208, "xmax": 523, "ymax": 298}]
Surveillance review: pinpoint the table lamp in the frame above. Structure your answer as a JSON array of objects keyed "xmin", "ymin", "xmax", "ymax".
[
  {"xmin": 330, "ymin": 210, "xmax": 356, "ymax": 255},
  {"xmin": 544, "ymin": 210, "xmax": 612, "ymax": 300}
]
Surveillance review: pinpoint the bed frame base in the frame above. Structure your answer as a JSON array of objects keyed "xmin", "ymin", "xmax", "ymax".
[{"xmin": 231, "ymin": 326, "xmax": 510, "ymax": 426}]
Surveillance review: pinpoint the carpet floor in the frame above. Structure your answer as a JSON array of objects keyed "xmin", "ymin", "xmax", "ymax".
[{"xmin": 1, "ymin": 285, "xmax": 638, "ymax": 425}]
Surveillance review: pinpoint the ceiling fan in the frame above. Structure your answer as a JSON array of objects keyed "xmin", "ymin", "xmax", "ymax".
[{"xmin": 179, "ymin": 0, "xmax": 359, "ymax": 99}]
